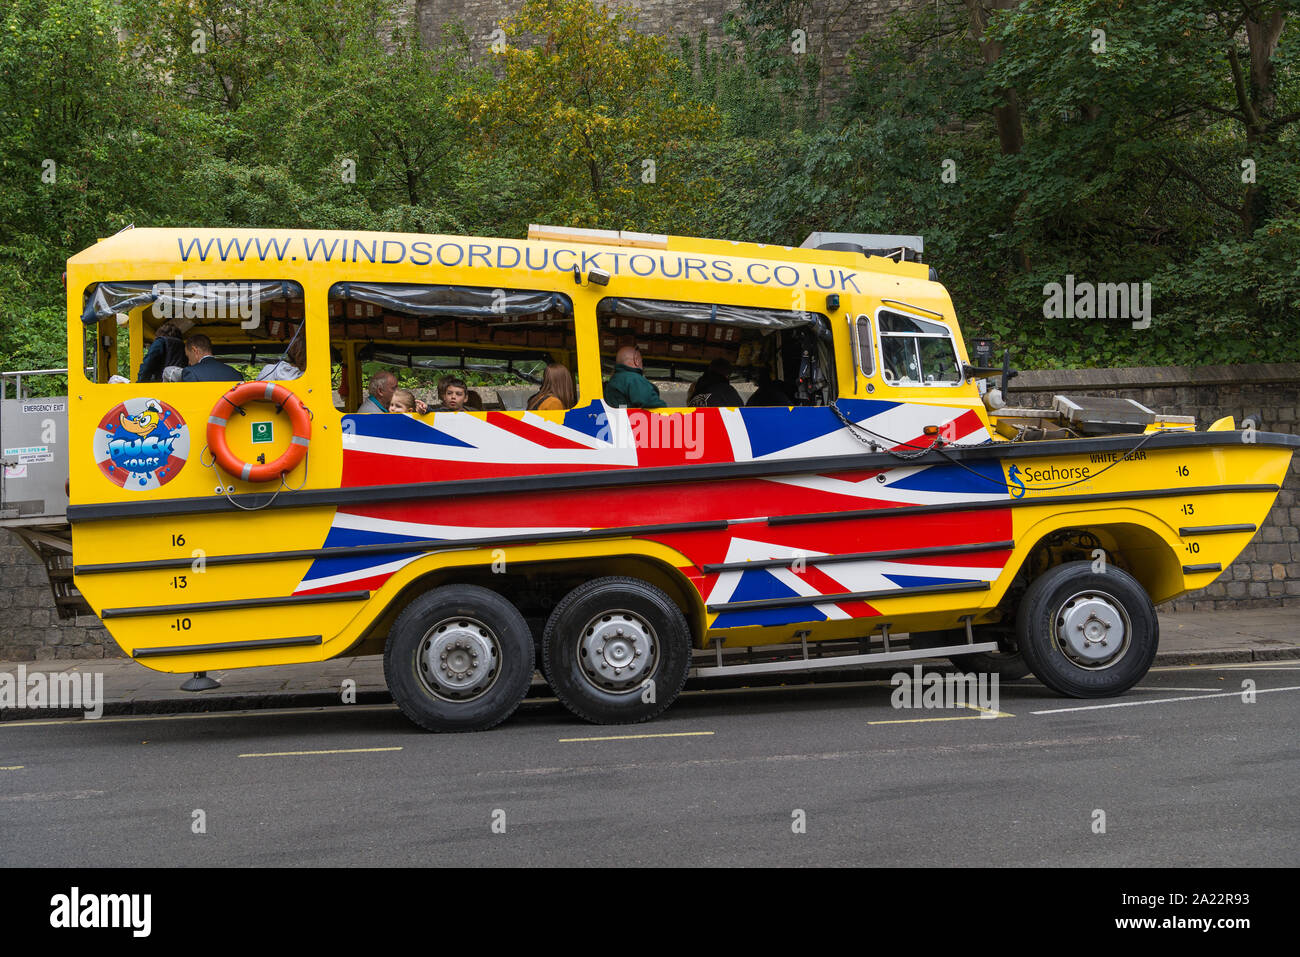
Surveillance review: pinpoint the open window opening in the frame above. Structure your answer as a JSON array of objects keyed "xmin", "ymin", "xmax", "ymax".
[
  {"xmin": 327, "ymin": 283, "xmax": 578, "ymax": 413},
  {"xmin": 596, "ymin": 297, "xmax": 836, "ymax": 408},
  {"xmin": 79, "ymin": 280, "xmax": 306, "ymax": 384}
]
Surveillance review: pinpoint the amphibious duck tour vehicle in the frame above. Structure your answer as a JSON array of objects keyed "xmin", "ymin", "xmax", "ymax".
[{"xmin": 42, "ymin": 225, "xmax": 1297, "ymax": 730}]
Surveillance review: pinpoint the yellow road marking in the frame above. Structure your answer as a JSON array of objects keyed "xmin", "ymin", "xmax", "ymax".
[
  {"xmin": 0, "ymin": 703, "xmax": 398, "ymax": 729},
  {"xmin": 559, "ymin": 731, "xmax": 715, "ymax": 743},
  {"xmin": 1, "ymin": 765, "xmax": 23, "ymax": 770},
  {"xmin": 238, "ymin": 746, "xmax": 403, "ymax": 758},
  {"xmin": 870, "ymin": 703, "xmax": 1014, "ymax": 725},
  {"xmin": 966, "ymin": 704, "xmax": 1015, "ymax": 718}
]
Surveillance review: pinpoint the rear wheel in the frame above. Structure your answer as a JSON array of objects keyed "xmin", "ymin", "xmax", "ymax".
[
  {"xmin": 384, "ymin": 584, "xmax": 534, "ymax": 732},
  {"xmin": 1016, "ymin": 561, "xmax": 1158, "ymax": 698},
  {"xmin": 542, "ymin": 577, "xmax": 691, "ymax": 725}
]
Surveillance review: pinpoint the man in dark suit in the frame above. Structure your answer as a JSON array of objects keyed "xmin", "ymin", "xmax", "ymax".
[{"xmin": 181, "ymin": 334, "xmax": 244, "ymax": 382}]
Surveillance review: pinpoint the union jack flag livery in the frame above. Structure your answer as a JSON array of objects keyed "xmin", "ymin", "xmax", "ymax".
[{"xmin": 296, "ymin": 398, "xmax": 1012, "ymax": 628}]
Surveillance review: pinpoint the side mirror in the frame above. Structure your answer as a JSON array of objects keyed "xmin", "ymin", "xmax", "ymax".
[
  {"xmin": 1000, "ymin": 348, "xmax": 1018, "ymax": 396},
  {"xmin": 962, "ymin": 344, "xmax": 1017, "ymax": 395}
]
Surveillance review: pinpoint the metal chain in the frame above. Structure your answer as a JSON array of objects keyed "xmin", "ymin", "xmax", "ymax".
[{"xmin": 828, "ymin": 401, "xmax": 938, "ymax": 460}]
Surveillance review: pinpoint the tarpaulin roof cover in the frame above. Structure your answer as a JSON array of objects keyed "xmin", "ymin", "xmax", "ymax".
[
  {"xmin": 332, "ymin": 282, "xmax": 571, "ymax": 319},
  {"xmin": 81, "ymin": 280, "xmax": 299, "ymax": 324},
  {"xmin": 598, "ymin": 296, "xmax": 831, "ymax": 340}
]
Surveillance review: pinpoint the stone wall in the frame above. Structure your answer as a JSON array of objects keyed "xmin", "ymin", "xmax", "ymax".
[
  {"xmin": 1006, "ymin": 363, "xmax": 1300, "ymax": 612},
  {"xmin": 0, "ymin": 531, "xmax": 115, "ymax": 661}
]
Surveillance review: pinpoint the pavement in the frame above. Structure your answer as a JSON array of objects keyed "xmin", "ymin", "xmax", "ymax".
[{"xmin": 1, "ymin": 608, "xmax": 1296, "ymax": 721}]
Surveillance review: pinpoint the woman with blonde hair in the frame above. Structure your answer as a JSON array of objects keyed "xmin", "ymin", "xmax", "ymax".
[{"xmin": 526, "ymin": 363, "xmax": 576, "ymax": 411}]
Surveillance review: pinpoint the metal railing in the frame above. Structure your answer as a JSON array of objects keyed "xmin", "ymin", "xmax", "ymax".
[
  {"xmin": 1, "ymin": 368, "xmax": 69, "ymax": 512},
  {"xmin": 1, "ymin": 367, "xmax": 68, "ymax": 402}
]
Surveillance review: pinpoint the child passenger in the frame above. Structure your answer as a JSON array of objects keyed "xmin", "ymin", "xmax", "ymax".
[
  {"xmin": 389, "ymin": 388, "xmax": 417, "ymax": 413},
  {"xmin": 442, "ymin": 378, "xmax": 469, "ymax": 411}
]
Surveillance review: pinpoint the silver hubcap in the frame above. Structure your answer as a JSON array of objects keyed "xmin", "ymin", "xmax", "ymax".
[
  {"xmin": 418, "ymin": 617, "xmax": 500, "ymax": 701},
  {"xmin": 1054, "ymin": 591, "xmax": 1131, "ymax": 669},
  {"xmin": 577, "ymin": 610, "xmax": 657, "ymax": 694}
]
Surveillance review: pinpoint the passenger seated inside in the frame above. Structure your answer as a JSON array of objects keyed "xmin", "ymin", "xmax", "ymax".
[
  {"xmin": 526, "ymin": 363, "xmax": 577, "ymax": 411},
  {"xmin": 687, "ymin": 358, "xmax": 743, "ymax": 408},
  {"xmin": 360, "ymin": 369, "xmax": 428, "ymax": 413},
  {"xmin": 138, "ymin": 321, "xmax": 187, "ymax": 383},
  {"xmin": 442, "ymin": 377, "xmax": 469, "ymax": 411},
  {"xmin": 465, "ymin": 389, "xmax": 485, "ymax": 411},
  {"xmin": 605, "ymin": 346, "xmax": 665, "ymax": 409},
  {"xmin": 747, "ymin": 372, "xmax": 792, "ymax": 407},
  {"xmin": 180, "ymin": 334, "xmax": 244, "ymax": 382},
  {"xmin": 360, "ymin": 370, "xmax": 396, "ymax": 413},
  {"xmin": 258, "ymin": 336, "xmax": 306, "ymax": 381},
  {"xmin": 389, "ymin": 388, "xmax": 416, "ymax": 413}
]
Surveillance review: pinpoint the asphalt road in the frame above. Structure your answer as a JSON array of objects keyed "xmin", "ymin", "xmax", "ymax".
[{"xmin": 1, "ymin": 661, "xmax": 1296, "ymax": 867}]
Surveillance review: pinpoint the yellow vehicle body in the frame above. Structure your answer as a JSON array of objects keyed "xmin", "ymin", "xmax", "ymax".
[{"xmin": 63, "ymin": 226, "xmax": 1297, "ymax": 728}]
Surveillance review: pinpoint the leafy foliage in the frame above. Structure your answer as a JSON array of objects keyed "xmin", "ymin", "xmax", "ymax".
[{"xmin": 459, "ymin": 0, "xmax": 720, "ymax": 230}]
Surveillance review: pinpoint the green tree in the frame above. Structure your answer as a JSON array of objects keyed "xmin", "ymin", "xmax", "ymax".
[
  {"xmin": 461, "ymin": 0, "xmax": 721, "ymax": 231},
  {"xmin": 0, "ymin": 0, "xmax": 174, "ymax": 371}
]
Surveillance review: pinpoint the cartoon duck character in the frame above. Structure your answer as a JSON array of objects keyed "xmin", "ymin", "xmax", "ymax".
[{"xmin": 119, "ymin": 400, "xmax": 165, "ymax": 438}]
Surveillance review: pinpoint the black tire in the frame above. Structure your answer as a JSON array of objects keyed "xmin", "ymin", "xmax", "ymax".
[
  {"xmin": 1016, "ymin": 561, "xmax": 1158, "ymax": 698},
  {"xmin": 541, "ymin": 576, "xmax": 692, "ymax": 725},
  {"xmin": 384, "ymin": 584, "xmax": 534, "ymax": 732},
  {"xmin": 949, "ymin": 650, "xmax": 1031, "ymax": 680},
  {"xmin": 909, "ymin": 629, "xmax": 1031, "ymax": 680}
]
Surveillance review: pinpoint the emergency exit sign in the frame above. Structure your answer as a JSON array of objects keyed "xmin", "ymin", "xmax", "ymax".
[{"xmin": 251, "ymin": 421, "xmax": 274, "ymax": 444}]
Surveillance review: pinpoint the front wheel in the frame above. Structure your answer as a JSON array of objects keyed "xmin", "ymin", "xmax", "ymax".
[
  {"xmin": 542, "ymin": 577, "xmax": 692, "ymax": 725},
  {"xmin": 1016, "ymin": 561, "xmax": 1158, "ymax": 698},
  {"xmin": 384, "ymin": 584, "xmax": 535, "ymax": 732}
]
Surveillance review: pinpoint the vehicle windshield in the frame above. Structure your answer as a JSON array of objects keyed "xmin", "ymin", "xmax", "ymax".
[{"xmin": 879, "ymin": 311, "xmax": 961, "ymax": 386}]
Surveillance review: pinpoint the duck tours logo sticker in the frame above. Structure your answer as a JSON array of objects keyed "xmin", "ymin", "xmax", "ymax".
[{"xmin": 94, "ymin": 398, "xmax": 190, "ymax": 489}]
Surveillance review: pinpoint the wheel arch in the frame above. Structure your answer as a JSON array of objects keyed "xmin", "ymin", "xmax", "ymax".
[{"xmin": 1005, "ymin": 509, "xmax": 1185, "ymax": 605}]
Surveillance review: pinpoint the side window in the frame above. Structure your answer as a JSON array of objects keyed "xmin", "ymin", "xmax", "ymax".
[
  {"xmin": 596, "ymin": 297, "xmax": 835, "ymax": 408},
  {"xmin": 83, "ymin": 317, "xmax": 127, "ymax": 384},
  {"xmin": 79, "ymin": 280, "xmax": 306, "ymax": 384},
  {"xmin": 327, "ymin": 283, "xmax": 577, "ymax": 413},
  {"xmin": 877, "ymin": 310, "xmax": 962, "ymax": 386},
  {"xmin": 855, "ymin": 316, "xmax": 875, "ymax": 377}
]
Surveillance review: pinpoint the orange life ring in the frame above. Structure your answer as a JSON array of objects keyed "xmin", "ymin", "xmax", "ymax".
[{"xmin": 206, "ymin": 381, "xmax": 311, "ymax": 483}]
